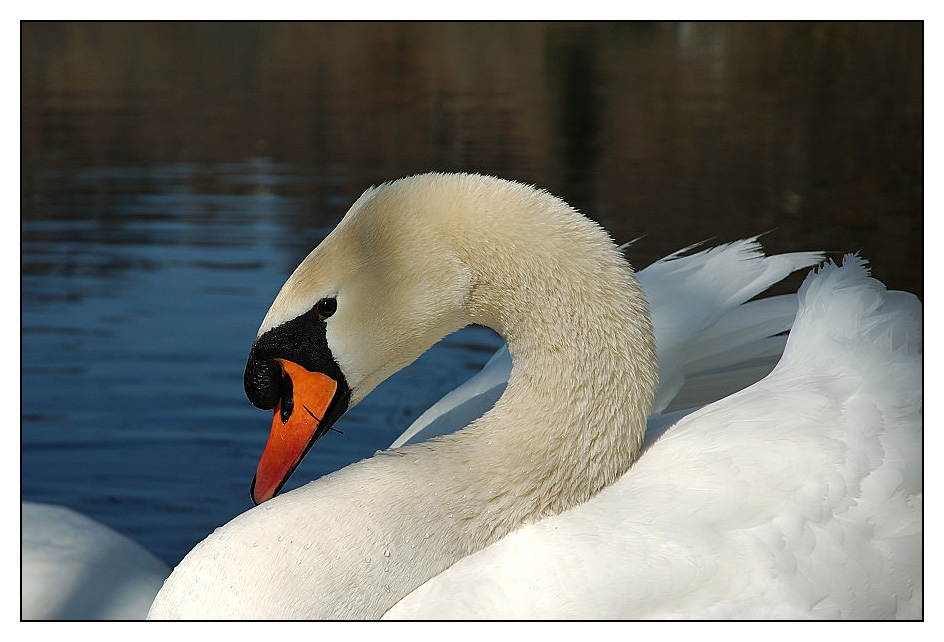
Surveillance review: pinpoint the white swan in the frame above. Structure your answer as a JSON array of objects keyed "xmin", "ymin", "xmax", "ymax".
[
  {"xmin": 21, "ymin": 501, "xmax": 170, "ymax": 620},
  {"xmin": 148, "ymin": 173, "xmax": 922, "ymax": 619}
]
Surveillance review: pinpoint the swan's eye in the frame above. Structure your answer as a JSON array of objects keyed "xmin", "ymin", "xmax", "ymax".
[{"xmin": 315, "ymin": 297, "xmax": 337, "ymax": 320}]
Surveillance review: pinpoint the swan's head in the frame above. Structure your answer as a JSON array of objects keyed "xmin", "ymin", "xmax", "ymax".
[
  {"xmin": 244, "ymin": 174, "xmax": 476, "ymax": 503},
  {"xmin": 243, "ymin": 172, "xmax": 654, "ymax": 505}
]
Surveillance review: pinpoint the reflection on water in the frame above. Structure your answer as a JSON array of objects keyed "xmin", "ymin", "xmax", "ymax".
[{"xmin": 21, "ymin": 22, "xmax": 922, "ymax": 565}]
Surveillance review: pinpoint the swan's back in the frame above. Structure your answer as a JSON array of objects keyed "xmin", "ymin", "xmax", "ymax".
[{"xmin": 385, "ymin": 255, "xmax": 922, "ymax": 619}]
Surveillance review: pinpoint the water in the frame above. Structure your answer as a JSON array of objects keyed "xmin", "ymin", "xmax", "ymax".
[
  {"xmin": 21, "ymin": 22, "xmax": 922, "ymax": 566},
  {"xmin": 21, "ymin": 158, "xmax": 504, "ymax": 563}
]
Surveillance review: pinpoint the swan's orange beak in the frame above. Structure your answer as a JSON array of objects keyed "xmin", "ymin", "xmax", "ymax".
[{"xmin": 251, "ymin": 359, "xmax": 338, "ymax": 505}]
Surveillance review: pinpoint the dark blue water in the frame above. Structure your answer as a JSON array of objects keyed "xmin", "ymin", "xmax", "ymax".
[
  {"xmin": 21, "ymin": 159, "xmax": 503, "ymax": 564},
  {"xmin": 21, "ymin": 22, "xmax": 922, "ymax": 568}
]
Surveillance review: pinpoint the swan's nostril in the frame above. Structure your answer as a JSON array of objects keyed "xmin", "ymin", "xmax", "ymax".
[
  {"xmin": 279, "ymin": 371, "xmax": 294, "ymax": 424},
  {"xmin": 244, "ymin": 352, "xmax": 282, "ymax": 410}
]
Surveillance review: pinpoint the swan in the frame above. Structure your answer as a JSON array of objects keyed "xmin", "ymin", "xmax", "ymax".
[
  {"xmin": 148, "ymin": 173, "xmax": 922, "ymax": 619},
  {"xmin": 21, "ymin": 501, "xmax": 170, "ymax": 620}
]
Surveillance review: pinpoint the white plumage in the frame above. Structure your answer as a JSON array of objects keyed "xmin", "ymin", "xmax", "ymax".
[
  {"xmin": 21, "ymin": 502, "xmax": 170, "ymax": 620},
  {"xmin": 388, "ymin": 255, "xmax": 922, "ymax": 619}
]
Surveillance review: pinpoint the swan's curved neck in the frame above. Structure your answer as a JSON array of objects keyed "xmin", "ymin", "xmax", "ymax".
[
  {"xmin": 436, "ymin": 189, "xmax": 658, "ymax": 532},
  {"xmin": 149, "ymin": 175, "xmax": 658, "ymax": 619},
  {"xmin": 349, "ymin": 179, "xmax": 657, "ymax": 617},
  {"xmin": 349, "ymin": 178, "xmax": 660, "ymax": 615}
]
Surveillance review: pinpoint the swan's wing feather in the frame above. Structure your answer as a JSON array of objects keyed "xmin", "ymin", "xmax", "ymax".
[
  {"xmin": 390, "ymin": 347, "xmax": 511, "ymax": 448},
  {"xmin": 384, "ymin": 255, "xmax": 922, "ymax": 619},
  {"xmin": 644, "ymin": 239, "xmax": 823, "ymax": 412},
  {"xmin": 661, "ymin": 295, "xmax": 797, "ymax": 411}
]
